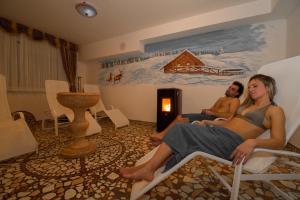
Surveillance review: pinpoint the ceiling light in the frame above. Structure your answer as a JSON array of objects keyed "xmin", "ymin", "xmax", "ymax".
[{"xmin": 75, "ymin": 2, "xmax": 97, "ymax": 17}]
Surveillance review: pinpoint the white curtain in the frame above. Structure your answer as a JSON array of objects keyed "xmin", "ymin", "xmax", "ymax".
[{"xmin": 0, "ymin": 29, "xmax": 66, "ymax": 92}]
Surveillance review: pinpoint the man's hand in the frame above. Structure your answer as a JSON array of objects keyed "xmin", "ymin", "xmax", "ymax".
[
  {"xmin": 205, "ymin": 110, "xmax": 214, "ymax": 116},
  {"xmin": 201, "ymin": 109, "xmax": 211, "ymax": 115}
]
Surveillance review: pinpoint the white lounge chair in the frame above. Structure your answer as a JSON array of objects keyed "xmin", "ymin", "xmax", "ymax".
[
  {"xmin": 84, "ymin": 84, "xmax": 129, "ymax": 130},
  {"xmin": 0, "ymin": 74, "xmax": 38, "ymax": 161},
  {"xmin": 130, "ymin": 55, "xmax": 300, "ymax": 200},
  {"xmin": 45, "ymin": 80, "xmax": 101, "ymax": 136}
]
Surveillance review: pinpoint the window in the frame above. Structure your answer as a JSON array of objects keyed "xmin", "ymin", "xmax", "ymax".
[{"xmin": 0, "ymin": 29, "xmax": 66, "ymax": 92}]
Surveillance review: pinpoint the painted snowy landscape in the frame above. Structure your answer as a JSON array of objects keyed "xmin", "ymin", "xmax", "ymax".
[{"xmin": 99, "ymin": 20, "xmax": 284, "ymax": 86}]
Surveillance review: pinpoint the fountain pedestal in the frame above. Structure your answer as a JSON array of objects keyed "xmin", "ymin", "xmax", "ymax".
[{"xmin": 57, "ymin": 92, "xmax": 99, "ymax": 158}]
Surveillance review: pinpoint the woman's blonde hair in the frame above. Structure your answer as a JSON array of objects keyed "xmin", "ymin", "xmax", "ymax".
[{"xmin": 242, "ymin": 74, "xmax": 277, "ymax": 106}]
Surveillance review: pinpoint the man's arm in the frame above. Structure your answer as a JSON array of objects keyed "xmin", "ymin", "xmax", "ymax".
[{"xmin": 201, "ymin": 98, "xmax": 221, "ymax": 114}]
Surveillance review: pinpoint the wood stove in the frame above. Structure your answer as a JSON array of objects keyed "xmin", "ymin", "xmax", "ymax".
[{"xmin": 156, "ymin": 88, "xmax": 182, "ymax": 132}]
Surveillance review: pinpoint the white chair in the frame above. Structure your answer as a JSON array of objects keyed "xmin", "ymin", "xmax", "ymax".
[
  {"xmin": 45, "ymin": 80, "xmax": 101, "ymax": 136},
  {"xmin": 130, "ymin": 55, "xmax": 300, "ymax": 200},
  {"xmin": 84, "ymin": 84, "xmax": 129, "ymax": 130},
  {"xmin": 0, "ymin": 74, "xmax": 38, "ymax": 161}
]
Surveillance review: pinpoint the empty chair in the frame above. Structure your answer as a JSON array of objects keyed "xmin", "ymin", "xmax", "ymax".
[
  {"xmin": 130, "ymin": 55, "xmax": 300, "ymax": 200},
  {"xmin": 84, "ymin": 84, "xmax": 129, "ymax": 130},
  {"xmin": 45, "ymin": 80, "xmax": 101, "ymax": 136},
  {"xmin": 0, "ymin": 74, "xmax": 38, "ymax": 161}
]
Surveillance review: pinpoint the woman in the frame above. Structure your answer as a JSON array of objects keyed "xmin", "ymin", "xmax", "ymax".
[{"xmin": 120, "ymin": 74, "xmax": 286, "ymax": 181}]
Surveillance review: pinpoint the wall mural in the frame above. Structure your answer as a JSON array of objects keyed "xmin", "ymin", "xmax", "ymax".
[{"xmin": 99, "ymin": 21, "xmax": 281, "ymax": 85}]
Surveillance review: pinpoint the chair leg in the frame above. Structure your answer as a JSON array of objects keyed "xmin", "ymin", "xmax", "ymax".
[
  {"xmin": 54, "ymin": 118, "xmax": 58, "ymax": 136},
  {"xmin": 230, "ymin": 163, "xmax": 243, "ymax": 200},
  {"xmin": 42, "ymin": 119, "xmax": 45, "ymax": 130},
  {"xmin": 264, "ymin": 180, "xmax": 295, "ymax": 200}
]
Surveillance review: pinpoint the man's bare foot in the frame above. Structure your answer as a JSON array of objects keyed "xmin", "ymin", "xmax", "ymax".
[
  {"xmin": 150, "ymin": 133, "xmax": 164, "ymax": 142},
  {"xmin": 177, "ymin": 117, "xmax": 189, "ymax": 123},
  {"xmin": 120, "ymin": 165, "xmax": 154, "ymax": 181},
  {"xmin": 149, "ymin": 134, "xmax": 164, "ymax": 146},
  {"xmin": 149, "ymin": 140, "xmax": 161, "ymax": 147}
]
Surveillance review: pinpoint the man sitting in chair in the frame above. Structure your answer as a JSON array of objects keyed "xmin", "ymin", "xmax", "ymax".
[{"xmin": 150, "ymin": 81, "xmax": 244, "ymax": 145}]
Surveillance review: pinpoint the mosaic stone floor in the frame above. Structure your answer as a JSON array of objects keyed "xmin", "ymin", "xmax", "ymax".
[{"xmin": 0, "ymin": 118, "xmax": 300, "ymax": 200}]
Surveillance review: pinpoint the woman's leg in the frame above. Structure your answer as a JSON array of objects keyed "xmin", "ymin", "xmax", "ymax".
[
  {"xmin": 119, "ymin": 162, "xmax": 148, "ymax": 177},
  {"xmin": 120, "ymin": 143, "xmax": 173, "ymax": 181}
]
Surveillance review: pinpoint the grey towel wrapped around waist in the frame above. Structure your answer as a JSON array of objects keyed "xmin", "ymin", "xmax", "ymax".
[{"xmin": 162, "ymin": 122, "xmax": 244, "ymax": 171}]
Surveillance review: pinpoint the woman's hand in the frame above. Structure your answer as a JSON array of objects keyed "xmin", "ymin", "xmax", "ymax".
[
  {"xmin": 230, "ymin": 139, "xmax": 257, "ymax": 165},
  {"xmin": 192, "ymin": 120, "xmax": 206, "ymax": 126}
]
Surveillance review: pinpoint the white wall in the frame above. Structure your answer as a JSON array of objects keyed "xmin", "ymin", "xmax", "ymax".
[
  {"xmin": 85, "ymin": 61, "xmax": 101, "ymax": 85},
  {"xmin": 7, "ymin": 18, "xmax": 288, "ymax": 124},
  {"xmin": 82, "ymin": 19, "xmax": 285, "ymax": 123},
  {"xmin": 286, "ymin": 4, "xmax": 300, "ymax": 57},
  {"xmin": 77, "ymin": 60, "xmax": 87, "ymax": 84},
  {"xmin": 99, "ymin": 84, "xmax": 229, "ymax": 122},
  {"xmin": 286, "ymin": 5, "xmax": 300, "ymax": 148}
]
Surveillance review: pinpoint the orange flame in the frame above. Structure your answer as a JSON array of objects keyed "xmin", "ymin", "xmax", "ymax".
[{"xmin": 162, "ymin": 98, "xmax": 171, "ymax": 112}]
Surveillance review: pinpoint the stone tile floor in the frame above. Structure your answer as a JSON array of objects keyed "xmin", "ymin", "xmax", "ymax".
[{"xmin": 0, "ymin": 119, "xmax": 299, "ymax": 199}]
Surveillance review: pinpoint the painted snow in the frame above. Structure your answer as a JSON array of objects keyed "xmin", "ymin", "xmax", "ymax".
[{"xmin": 99, "ymin": 20, "xmax": 285, "ymax": 85}]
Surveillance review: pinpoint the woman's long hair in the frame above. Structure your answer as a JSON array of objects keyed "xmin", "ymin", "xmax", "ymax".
[{"xmin": 241, "ymin": 74, "xmax": 277, "ymax": 107}]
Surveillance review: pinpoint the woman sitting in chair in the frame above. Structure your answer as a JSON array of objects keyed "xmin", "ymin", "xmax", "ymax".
[{"xmin": 120, "ymin": 74, "xmax": 286, "ymax": 181}]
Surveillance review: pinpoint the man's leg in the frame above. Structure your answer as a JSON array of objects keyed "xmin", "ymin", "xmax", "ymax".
[
  {"xmin": 150, "ymin": 113, "xmax": 216, "ymax": 145},
  {"xmin": 150, "ymin": 115, "xmax": 189, "ymax": 143}
]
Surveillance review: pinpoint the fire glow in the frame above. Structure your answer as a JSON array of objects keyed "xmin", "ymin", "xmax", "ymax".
[{"xmin": 162, "ymin": 98, "xmax": 171, "ymax": 112}]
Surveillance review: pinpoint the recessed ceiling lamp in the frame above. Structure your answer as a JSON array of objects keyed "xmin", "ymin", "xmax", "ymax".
[{"xmin": 75, "ymin": 2, "xmax": 97, "ymax": 17}]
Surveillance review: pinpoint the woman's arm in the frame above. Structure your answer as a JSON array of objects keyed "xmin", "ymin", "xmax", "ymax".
[
  {"xmin": 193, "ymin": 117, "xmax": 231, "ymax": 126},
  {"xmin": 252, "ymin": 106, "xmax": 286, "ymax": 148},
  {"xmin": 231, "ymin": 106, "xmax": 286, "ymax": 164}
]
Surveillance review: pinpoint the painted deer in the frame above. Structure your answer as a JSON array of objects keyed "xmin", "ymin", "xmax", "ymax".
[
  {"xmin": 106, "ymin": 72, "xmax": 113, "ymax": 82},
  {"xmin": 114, "ymin": 70, "xmax": 122, "ymax": 84}
]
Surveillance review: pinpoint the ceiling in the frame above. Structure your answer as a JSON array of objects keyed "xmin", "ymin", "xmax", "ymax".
[{"xmin": 0, "ymin": 0, "xmax": 260, "ymax": 45}]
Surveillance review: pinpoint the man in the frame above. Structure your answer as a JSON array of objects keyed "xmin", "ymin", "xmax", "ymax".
[{"xmin": 150, "ymin": 81, "xmax": 244, "ymax": 144}]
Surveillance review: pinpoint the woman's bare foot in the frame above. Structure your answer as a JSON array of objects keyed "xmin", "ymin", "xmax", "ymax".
[
  {"xmin": 120, "ymin": 163, "xmax": 146, "ymax": 176},
  {"xmin": 120, "ymin": 165, "xmax": 154, "ymax": 181}
]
